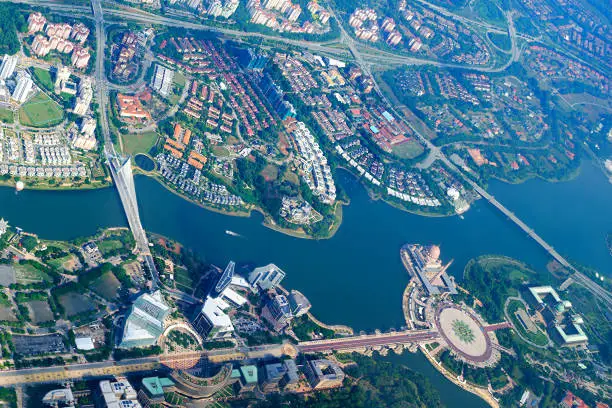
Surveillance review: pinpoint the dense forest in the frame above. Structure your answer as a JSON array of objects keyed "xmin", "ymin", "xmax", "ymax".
[{"xmin": 0, "ymin": 5, "xmax": 26, "ymax": 55}]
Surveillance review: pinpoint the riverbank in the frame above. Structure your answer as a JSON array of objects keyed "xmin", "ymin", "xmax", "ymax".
[
  {"xmin": 147, "ymin": 172, "xmax": 346, "ymax": 240},
  {"xmin": 420, "ymin": 346, "xmax": 498, "ymax": 408},
  {"xmin": 0, "ymin": 178, "xmax": 111, "ymax": 191}
]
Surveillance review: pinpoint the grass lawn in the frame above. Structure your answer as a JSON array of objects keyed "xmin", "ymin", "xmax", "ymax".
[
  {"xmin": 392, "ymin": 139, "xmax": 425, "ymax": 159},
  {"xmin": 122, "ymin": 131, "xmax": 159, "ymax": 155},
  {"xmin": 19, "ymin": 92, "xmax": 64, "ymax": 128},
  {"xmin": 58, "ymin": 292, "xmax": 95, "ymax": 316},
  {"xmin": 97, "ymin": 239, "xmax": 124, "ymax": 256},
  {"xmin": 32, "ymin": 67, "xmax": 54, "ymax": 92},
  {"xmin": 507, "ymin": 299, "xmax": 549, "ymax": 347},
  {"xmin": 174, "ymin": 267, "xmax": 194, "ymax": 292},
  {"xmin": 14, "ymin": 263, "xmax": 53, "ymax": 285},
  {"xmin": 260, "ymin": 164, "xmax": 278, "ymax": 181},
  {"xmin": 282, "ymin": 170, "xmax": 300, "ymax": 186},
  {"xmin": 212, "ymin": 146, "xmax": 230, "ymax": 157},
  {"xmin": 47, "ymin": 254, "xmax": 75, "ymax": 271},
  {"xmin": 91, "ymin": 271, "xmax": 121, "ymax": 301},
  {"xmin": 0, "ymin": 108, "xmax": 13, "ymax": 123},
  {"xmin": 487, "ymin": 32, "xmax": 512, "ymax": 51}
]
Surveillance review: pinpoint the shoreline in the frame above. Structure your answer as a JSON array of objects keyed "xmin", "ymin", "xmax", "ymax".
[{"xmin": 419, "ymin": 346, "xmax": 499, "ymax": 408}]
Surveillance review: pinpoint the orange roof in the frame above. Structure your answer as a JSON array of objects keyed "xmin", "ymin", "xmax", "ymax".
[
  {"xmin": 173, "ymin": 123, "xmax": 182, "ymax": 141},
  {"xmin": 187, "ymin": 157, "xmax": 204, "ymax": 170},
  {"xmin": 163, "ymin": 144, "xmax": 183, "ymax": 159},
  {"xmin": 182, "ymin": 129, "xmax": 192, "ymax": 145},
  {"xmin": 188, "ymin": 151, "xmax": 207, "ymax": 164},
  {"xmin": 117, "ymin": 94, "xmax": 150, "ymax": 119},
  {"xmin": 165, "ymin": 138, "xmax": 185, "ymax": 151}
]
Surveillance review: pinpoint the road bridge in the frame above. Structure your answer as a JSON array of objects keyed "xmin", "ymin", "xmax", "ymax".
[
  {"xmin": 90, "ymin": 0, "xmax": 161, "ymax": 286},
  {"xmin": 298, "ymin": 330, "xmax": 440, "ymax": 354}
]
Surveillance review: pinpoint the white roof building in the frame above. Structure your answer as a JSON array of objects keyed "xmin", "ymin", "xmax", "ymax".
[
  {"xmin": 119, "ymin": 291, "xmax": 170, "ymax": 349},
  {"xmin": 0, "ymin": 54, "xmax": 18, "ymax": 80},
  {"xmin": 192, "ymin": 296, "xmax": 234, "ymax": 339},
  {"xmin": 75, "ymin": 337, "xmax": 95, "ymax": 351}
]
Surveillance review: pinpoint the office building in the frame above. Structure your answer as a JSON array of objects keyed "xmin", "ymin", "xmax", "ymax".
[
  {"xmin": 116, "ymin": 93, "xmax": 150, "ymax": 120},
  {"xmin": 150, "ymin": 64, "xmax": 175, "ymax": 97},
  {"xmin": 280, "ymin": 359, "xmax": 300, "ymax": 391},
  {"xmin": 11, "ymin": 73, "xmax": 33, "ymax": 103},
  {"xmin": 119, "ymin": 291, "xmax": 170, "ymax": 349},
  {"xmin": 261, "ymin": 294, "xmax": 292, "ymax": 332},
  {"xmin": 236, "ymin": 48, "xmax": 269, "ymax": 71},
  {"xmin": 192, "ymin": 296, "xmax": 234, "ymax": 339},
  {"xmin": 527, "ymin": 286, "xmax": 589, "ymax": 347},
  {"xmin": 248, "ymin": 263, "xmax": 285, "ymax": 291},
  {"xmin": 233, "ymin": 365, "xmax": 258, "ymax": 394},
  {"xmin": 303, "ymin": 359, "xmax": 345, "ymax": 390},
  {"xmin": 288, "ymin": 289, "xmax": 311, "ymax": 317},
  {"xmin": 214, "ymin": 260, "xmax": 235, "ymax": 294},
  {"xmin": 137, "ymin": 377, "xmax": 175, "ymax": 408},
  {"xmin": 0, "ymin": 54, "xmax": 18, "ymax": 80},
  {"xmin": 99, "ymin": 377, "xmax": 141, "ymax": 407},
  {"xmin": 262, "ymin": 363, "xmax": 286, "ymax": 392}
]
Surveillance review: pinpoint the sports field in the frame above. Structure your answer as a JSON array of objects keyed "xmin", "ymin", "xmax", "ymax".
[{"xmin": 19, "ymin": 92, "xmax": 64, "ymax": 127}]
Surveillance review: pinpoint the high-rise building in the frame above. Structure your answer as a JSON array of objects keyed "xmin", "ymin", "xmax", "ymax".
[
  {"xmin": 12, "ymin": 73, "xmax": 33, "ymax": 103},
  {"xmin": 303, "ymin": 359, "xmax": 345, "ymax": 390},
  {"xmin": 80, "ymin": 116, "xmax": 96, "ymax": 137},
  {"xmin": 261, "ymin": 294, "xmax": 292, "ymax": 331},
  {"xmin": 71, "ymin": 47, "xmax": 91, "ymax": 69},
  {"xmin": 27, "ymin": 12, "xmax": 47, "ymax": 33},
  {"xmin": 119, "ymin": 291, "xmax": 170, "ymax": 349},
  {"xmin": 0, "ymin": 54, "xmax": 18, "ymax": 80},
  {"xmin": 70, "ymin": 22, "xmax": 90, "ymax": 43},
  {"xmin": 248, "ymin": 263, "xmax": 285, "ymax": 291},
  {"xmin": 32, "ymin": 34, "xmax": 51, "ymax": 57},
  {"xmin": 150, "ymin": 64, "xmax": 175, "ymax": 97},
  {"xmin": 192, "ymin": 296, "xmax": 234, "ymax": 339},
  {"xmin": 73, "ymin": 86, "xmax": 92, "ymax": 116},
  {"xmin": 54, "ymin": 65, "xmax": 71, "ymax": 92}
]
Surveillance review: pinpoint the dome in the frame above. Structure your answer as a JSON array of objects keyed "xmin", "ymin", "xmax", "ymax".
[{"xmin": 429, "ymin": 245, "xmax": 441, "ymax": 261}]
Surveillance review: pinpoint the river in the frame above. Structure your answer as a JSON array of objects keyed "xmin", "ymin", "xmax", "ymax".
[
  {"xmin": 1, "ymin": 162, "xmax": 610, "ymax": 330},
  {"xmin": 0, "ymin": 161, "xmax": 610, "ymax": 407}
]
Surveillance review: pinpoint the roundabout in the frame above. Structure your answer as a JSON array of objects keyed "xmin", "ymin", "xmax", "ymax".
[{"xmin": 435, "ymin": 304, "xmax": 493, "ymax": 365}]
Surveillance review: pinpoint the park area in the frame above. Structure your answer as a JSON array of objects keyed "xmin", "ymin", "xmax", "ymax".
[
  {"xmin": 90, "ymin": 271, "xmax": 122, "ymax": 301},
  {"xmin": 47, "ymin": 254, "xmax": 79, "ymax": 272},
  {"xmin": 391, "ymin": 139, "xmax": 425, "ymax": 160},
  {"xmin": 26, "ymin": 300, "xmax": 54, "ymax": 324},
  {"xmin": 13, "ymin": 262, "xmax": 54, "ymax": 285},
  {"xmin": 57, "ymin": 292, "xmax": 95, "ymax": 317},
  {"xmin": 122, "ymin": 131, "xmax": 159, "ymax": 155},
  {"xmin": 174, "ymin": 267, "xmax": 194, "ymax": 293},
  {"xmin": 19, "ymin": 92, "xmax": 63, "ymax": 127},
  {"xmin": 0, "ymin": 108, "xmax": 13, "ymax": 123}
]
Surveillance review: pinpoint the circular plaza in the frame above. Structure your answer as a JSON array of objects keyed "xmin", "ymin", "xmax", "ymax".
[{"xmin": 435, "ymin": 304, "xmax": 493, "ymax": 365}]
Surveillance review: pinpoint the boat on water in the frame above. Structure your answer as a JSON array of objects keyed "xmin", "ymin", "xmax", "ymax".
[{"xmin": 225, "ymin": 230, "xmax": 241, "ymax": 237}]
